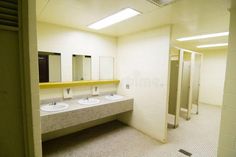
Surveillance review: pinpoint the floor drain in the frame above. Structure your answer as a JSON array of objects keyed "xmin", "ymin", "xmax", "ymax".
[{"xmin": 178, "ymin": 149, "xmax": 192, "ymax": 156}]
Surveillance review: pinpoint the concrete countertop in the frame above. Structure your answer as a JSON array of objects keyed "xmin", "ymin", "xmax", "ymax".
[{"xmin": 40, "ymin": 95, "xmax": 133, "ymax": 134}]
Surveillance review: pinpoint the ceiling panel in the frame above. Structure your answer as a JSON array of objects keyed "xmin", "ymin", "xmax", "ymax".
[{"xmin": 36, "ymin": 0, "xmax": 231, "ymax": 51}]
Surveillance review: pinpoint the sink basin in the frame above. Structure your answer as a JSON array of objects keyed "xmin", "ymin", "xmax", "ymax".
[
  {"xmin": 105, "ymin": 94, "xmax": 124, "ymax": 100},
  {"xmin": 78, "ymin": 98, "xmax": 100, "ymax": 105},
  {"xmin": 41, "ymin": 102, "xmax": 69, "ymax": 112}
]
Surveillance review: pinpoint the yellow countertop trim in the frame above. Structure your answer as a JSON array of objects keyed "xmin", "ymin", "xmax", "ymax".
[{"xmin": 39, "ymin": 80, "xmax": 120, "ymax": 89}]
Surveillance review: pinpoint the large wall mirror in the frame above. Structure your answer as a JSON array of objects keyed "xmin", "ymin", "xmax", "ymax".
[
  {"xmin": 99, "ymin": 56, "xmax": 114, "ymax": 80},
  {"xmin": 72, "ymin": 55, "xmax": 92, "ymax": 81},
  {"xmin": 38, "ymin": 51, "xmax": 61, "ymax": 83}
]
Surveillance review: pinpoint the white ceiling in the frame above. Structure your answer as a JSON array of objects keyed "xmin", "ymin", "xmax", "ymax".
[{"xmin": 36, "ymin": 0, "xmax": 231, "ymax": 51}]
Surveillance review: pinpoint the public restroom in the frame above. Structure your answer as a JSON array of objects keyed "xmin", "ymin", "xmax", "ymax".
[{"xmin": 0, "ymin": 0, "xmax": 236, "ymax": 157}]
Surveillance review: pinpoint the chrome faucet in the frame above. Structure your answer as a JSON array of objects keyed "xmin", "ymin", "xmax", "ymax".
[{"xmin": 50, "ymin": 102, "xmax": 56, "ymax": 105}]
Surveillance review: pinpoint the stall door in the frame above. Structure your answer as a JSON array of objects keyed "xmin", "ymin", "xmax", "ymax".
[{"xmin": 180, "ymin": 61, "xmax": 191, "ymax": 111}]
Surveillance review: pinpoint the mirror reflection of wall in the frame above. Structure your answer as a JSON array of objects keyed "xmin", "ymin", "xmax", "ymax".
[
  {"xmin": 38, "ymin": 52, "xmax": 61, "ymax": 83},
  {"xmin": 72, "ymin": 55, "xmax": 91, "ymax": 81},
  {"xmin": 99, "ymin": 56, "xmax": 114, "ymax": 80}
]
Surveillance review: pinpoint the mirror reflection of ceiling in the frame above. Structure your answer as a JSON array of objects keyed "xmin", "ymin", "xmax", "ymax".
[{"xmin": 37, "ymin": 0, "xmax": 231, "ymax": 51}]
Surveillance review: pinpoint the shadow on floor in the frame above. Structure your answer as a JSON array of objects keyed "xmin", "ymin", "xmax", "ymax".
[{"xmin": 43, "ymin": 121, "xmax": 128, "ymax": 155}]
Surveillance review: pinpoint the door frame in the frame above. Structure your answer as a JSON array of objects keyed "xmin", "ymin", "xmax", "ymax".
[{"xmin": 19, "ymin": 0, "xmax": 42, "ymax": 156}]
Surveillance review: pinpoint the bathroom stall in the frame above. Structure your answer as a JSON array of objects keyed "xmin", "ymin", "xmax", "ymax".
[{"xmin": 168, "ymin": 48, "xmax": 203, "ymax": 127}]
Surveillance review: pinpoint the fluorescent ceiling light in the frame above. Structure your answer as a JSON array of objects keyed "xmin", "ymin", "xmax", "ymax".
[
  {"xmin": 177, "ymin": 32, "xmax": 229, "ymax": 41},
  {"xmin": 88, "ymin": 8, "xmax": 140, "ymax": 30},
  {"xmin": 197, "ymin": 43, "xmax": 228, "ymax": 48}
]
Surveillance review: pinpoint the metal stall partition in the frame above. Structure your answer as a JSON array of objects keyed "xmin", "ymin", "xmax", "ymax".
[{"xmin": 192, "ymin": 53, "xmax": 202, "ymax": 114}]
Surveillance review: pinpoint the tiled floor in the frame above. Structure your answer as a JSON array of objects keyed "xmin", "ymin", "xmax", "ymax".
[{"xmin": 43, "ymin": 104, "xmax": 221, "ymax": 157}]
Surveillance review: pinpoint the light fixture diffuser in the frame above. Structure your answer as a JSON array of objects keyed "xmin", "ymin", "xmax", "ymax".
[
  {"xmin": 88, "ymin": 8, "xmax": 140, "ymax": 30},
  {"xmin": 177, "ymin": 32, "xmax": 229, "ymax": 41},
  {"xmin": 197, "ymin": 43, "xmax": 228, "ymax": 48},
  {"xmin": 147, "ymin": 0, "xmax": 177, "ymax": 7}
]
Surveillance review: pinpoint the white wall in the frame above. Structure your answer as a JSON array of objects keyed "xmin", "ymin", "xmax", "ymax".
[
  {"xmin": 199, "ymin": 50, "xmax": 227, "ymax": 106},
  {"xmin": 99, "ymin": 57, "xmax": 114, "ymax": 80},
  {"xmin": 117, "ymin": 26, "xmax": 171, "ymax": 142},
  {"xmin": 218, "ymin": 3, "xmax": 236, "ymax": 156},
  {"xmin": 37, "ymin": 22, "xmax": 117, "ymax": 100}
]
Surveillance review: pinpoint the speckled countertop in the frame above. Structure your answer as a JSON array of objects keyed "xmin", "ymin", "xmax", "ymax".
[
  {"xmin": 40, "ymin": 95, "xmax": 133, "ymax": 116},
  {"xmin": 40, "ymin": 95, "xmax": 133, "ymax": 134}
]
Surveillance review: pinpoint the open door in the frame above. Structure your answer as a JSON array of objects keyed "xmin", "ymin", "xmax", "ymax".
[
  {"xmin": 168, "ymin": 58, "xmax": 180, "ymax": 128},
  {"xmin": 0, "ymin": 0, "xmax": 42, "ymax": 156}
]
